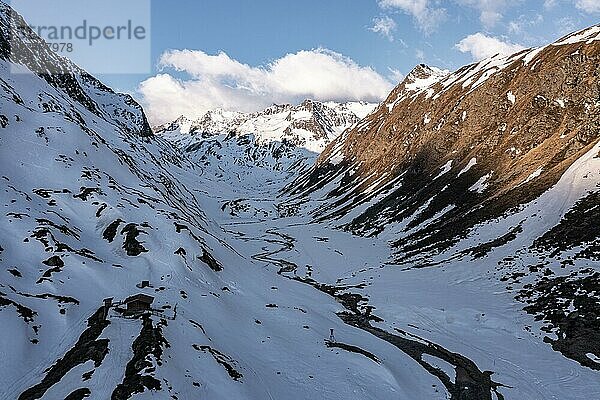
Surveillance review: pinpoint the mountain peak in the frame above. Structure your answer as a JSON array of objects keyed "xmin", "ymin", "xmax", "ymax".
[
  {"xmin": 402, "ymin": 64, "xmax": 450, "ymax": 93},
  {"xmin": 407, "ymin": 63, "xmax": 433, "ymax": 78}
]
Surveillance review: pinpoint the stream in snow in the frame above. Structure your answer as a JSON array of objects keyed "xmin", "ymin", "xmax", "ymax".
[{"xmin": 195, "ymin": 153, "xmax": 599, "ymax": 400}]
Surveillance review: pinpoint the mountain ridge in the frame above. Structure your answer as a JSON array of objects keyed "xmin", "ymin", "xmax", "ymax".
[
  {"xmin": 0, "ymin": 2, "xmax": 152, "ymax": 137},
  {"xmin": 155, "ymin": 99, "xmax": 376, "ymax": 154},
  {"xmin": 283, "ymin": 23, "xmax": 600, "ymax": 372},
  {"xmin": 292, "ymin": 24, "xmax": 600, "ymax": 245}
]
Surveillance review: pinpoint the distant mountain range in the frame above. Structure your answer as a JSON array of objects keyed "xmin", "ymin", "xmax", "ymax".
[{"xmin": 155, "ymin": 100, "xmax": 376, "ymax": 153}]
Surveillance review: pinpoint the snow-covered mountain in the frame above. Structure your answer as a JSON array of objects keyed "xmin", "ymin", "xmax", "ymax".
[
  {"xmin": 155, "ymin": 100, "xmax": 376, "ymax": 153},
  {"xmin": 0, "ymin": 4, "xmax": 392, "ymax": 400},
  {"xmin": 154, "ymin": 100, "xmax": 376, "ymax": 193},
  {"xmin": 288, "ymin": 24, "xmax": 600, "ymax": 375},
  {"xmin": 1, "ymin": 1, "xmax": 600, "ymax": 399}
]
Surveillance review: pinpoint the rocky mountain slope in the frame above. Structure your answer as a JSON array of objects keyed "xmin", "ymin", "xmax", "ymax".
[
  {"xmin": 1, "ymin": 1, "xmax": 599, "ymax": 399},
  {"xmin": 293, "ymin": 27, "xmax": 600, "ymax": 255},
  {"xmin": 287, "ymin": 25, "xmax": 600, "ymax": 374}
]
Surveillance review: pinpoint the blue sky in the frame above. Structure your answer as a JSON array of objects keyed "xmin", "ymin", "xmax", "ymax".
[{"xmin": 102, "ymin": 1, "xmax": 600, "ymax": 122}]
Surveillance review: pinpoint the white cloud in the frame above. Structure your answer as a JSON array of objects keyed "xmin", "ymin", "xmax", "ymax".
[
  {"xmin": 388, "ymin": 67, "xmax": 405, "ymax": 83},
  {"xmin": 480, "ymin": 10, "xmax": 502, "ymax": 27},
  {"xmin": 370, "ymin": 16, "xmax": 397, "ymax": 41},
  {"xmin": 545, "ymin": 0, "xmax": 600, "ymax": 13},
  {"xmin": 508, "ymin": 14, "xmax": 544, "ymax": 35},
  {"xmin": 378, "ymin": 0, "xmax": 446, "ymax": 34},
  {"xmin": 455, "ymin": 33, "xmax": 526, "ymax": 60},
  {"xmin": 556, "ymin": 16, "xmax": 576, "ymax": 35},
  {"xmin": 456, "ymin": 0, "xmax": 519, "ymax": 28},
  {"xmin": 575, "ymin": 0, "xmax": 600, "ymax": 13},
  {"xmin": 138, "ymin": 49, "xmax": 395, "ymax": 124},
  {"xmin": 507, "ymin": 20, "xmax": 522, "ymax": 35}
]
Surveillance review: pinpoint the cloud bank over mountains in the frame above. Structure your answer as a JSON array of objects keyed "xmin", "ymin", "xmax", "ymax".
[{"xmin": 139, "ymin": 48, "xmax": 395, "ymax": 124}]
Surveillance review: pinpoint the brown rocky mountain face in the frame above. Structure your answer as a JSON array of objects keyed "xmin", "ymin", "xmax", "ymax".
[
  {"xmin": 285, "ymin": 25, "xmax": 600, "ymax": 372},
  {"xmin": 290, "ymin": 26, "xmax": 600, "ymax": 261}
]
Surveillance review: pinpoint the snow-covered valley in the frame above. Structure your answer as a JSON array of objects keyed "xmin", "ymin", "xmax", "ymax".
[{"xmin": 1, "ymin": 2, "xmax": 600, "ymax": 399}]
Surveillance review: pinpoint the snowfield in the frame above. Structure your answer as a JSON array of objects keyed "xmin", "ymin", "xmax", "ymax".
[{"xmin": 0, "ymin": 3, "xmax": 599, "ymax": 400}]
